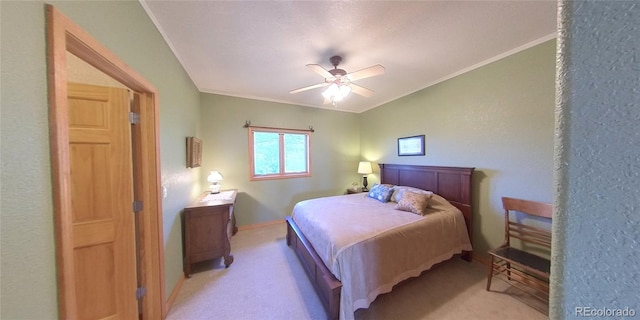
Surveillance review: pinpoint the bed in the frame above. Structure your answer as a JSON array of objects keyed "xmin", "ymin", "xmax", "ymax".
[{"xmin": 285, "ymin": 164, "xmax": 475, "ymax": 320}]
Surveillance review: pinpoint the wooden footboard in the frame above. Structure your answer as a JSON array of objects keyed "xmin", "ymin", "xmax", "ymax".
[{"xmin": 286, "ymin": 216, "xmax": 341, "ymax": 320}]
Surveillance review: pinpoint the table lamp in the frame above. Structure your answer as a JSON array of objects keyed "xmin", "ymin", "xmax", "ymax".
[
  {"xmin": 207, "ymin": 170, "xmax": 223, "ymax": 194},
  {"xmin": 357, "ymin": 161, "xmax": 373, "ymax": 192}
]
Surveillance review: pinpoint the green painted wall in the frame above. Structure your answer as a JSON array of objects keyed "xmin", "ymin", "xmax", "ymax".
[
  {"xmin": 0, "ymin": 1, "xmax": 200, "ymax": 318},
  {"xmin": 359, "ymin": 40, "xmax": 556, "ymax": 259},
  {"xmin": 199, "ymin": 94, "xmax": 361, "ymax": 225}
]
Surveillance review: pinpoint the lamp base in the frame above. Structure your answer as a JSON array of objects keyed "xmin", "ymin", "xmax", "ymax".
[
  {"xmin": 210, "ymin": 184, "xmax": 221, "ymax": 194},
  {"xmin": 362, "ymin": 176, "xmax": 369, "ymax": 192}
]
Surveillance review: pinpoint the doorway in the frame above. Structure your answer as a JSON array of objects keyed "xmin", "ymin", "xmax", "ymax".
[{"xmin": 46, "ymin": 5, "xmax": 165, "ymax": 319}]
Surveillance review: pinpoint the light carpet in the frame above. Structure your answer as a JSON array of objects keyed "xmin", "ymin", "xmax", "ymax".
[{"xmin": 166, "ymin": 222, "xmax": 548, "ymax": 320}]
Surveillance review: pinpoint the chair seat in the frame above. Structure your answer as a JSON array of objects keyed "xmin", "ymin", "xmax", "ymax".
[{"xmin": 489, "ymin": 247, "xmax": 550, "ymax": 276}]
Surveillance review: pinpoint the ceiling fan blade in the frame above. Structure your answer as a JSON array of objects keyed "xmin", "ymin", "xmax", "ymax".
[
  {"xmin": 346, "ymin": 64, "xmax": 385, "ymax": 81},
  {"xmin": 306, "ymin": 64, "xmax": 335, "ymax": 80},
  {"xmin": 289, "ymin": 82, "xmax": 329, "ymax": 94},
  {"xmin": 350, "ymin": 83, "xmax": 374, "ymax": 97}
]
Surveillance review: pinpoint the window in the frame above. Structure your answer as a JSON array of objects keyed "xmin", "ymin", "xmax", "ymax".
[{"xmin": 249, "ymin": 127, "xmax": 311, "ymax": 180}]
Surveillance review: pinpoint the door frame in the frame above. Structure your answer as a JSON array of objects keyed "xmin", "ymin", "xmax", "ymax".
[{"xmin": 46, "ymin": 5, "xmax": 166, "ymax": 319}]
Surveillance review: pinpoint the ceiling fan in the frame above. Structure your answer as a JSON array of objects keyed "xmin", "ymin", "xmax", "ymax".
[{"xmin": 289, "ymin": 55, "xmax": 385, "ymax": 105}]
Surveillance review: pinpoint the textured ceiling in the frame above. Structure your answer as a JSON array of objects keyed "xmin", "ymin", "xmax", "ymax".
[{"xmin": 141, "ymin": 1, "xmax": 557, "ymax": 113}]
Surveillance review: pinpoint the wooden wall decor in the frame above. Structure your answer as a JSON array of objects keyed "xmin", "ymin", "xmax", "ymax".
[{"xmin": 186, "ymin": 137, "xmax": 202, "ymax": 168}]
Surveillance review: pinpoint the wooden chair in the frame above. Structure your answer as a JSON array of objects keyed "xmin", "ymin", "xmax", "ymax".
[{"xmin": 486, "ymin": 197, "xmax": 553, "ymax": 303}]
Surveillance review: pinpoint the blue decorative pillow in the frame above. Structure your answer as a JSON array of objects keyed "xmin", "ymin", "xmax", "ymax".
[{"xmin": 367, "ymin": 184, "xmax": 394, "ymax": 203}]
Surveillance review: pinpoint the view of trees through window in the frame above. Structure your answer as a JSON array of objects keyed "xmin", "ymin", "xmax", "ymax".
[
  {"xmin": 251, "ymin": 128, "xmax": 309, "ymax": 179},
  {"xmin": 253, "ymin": 132, "xmax": 280, "ymax": 175},
  {"xmin": 284, "ymin": 134, "xmax": 307, "ymax": 173}
]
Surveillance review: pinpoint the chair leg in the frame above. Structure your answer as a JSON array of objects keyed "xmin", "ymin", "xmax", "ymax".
[{"xmin": 486, "ymin": 255, "xmax": 495, "ymax": 291}]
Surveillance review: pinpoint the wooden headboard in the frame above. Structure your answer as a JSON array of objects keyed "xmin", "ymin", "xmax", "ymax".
[{"xmin": 379, "ymin": 164, "xmax": 475, "ymax": 247}]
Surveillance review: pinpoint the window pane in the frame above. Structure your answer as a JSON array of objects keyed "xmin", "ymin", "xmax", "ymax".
[
  {"xmin": 253, "ymin": 132, "xmax": 280, "ymax": 175},
  {"xmin": 284, "ymin": 133, "xmax": 307, "ymax": 173}
]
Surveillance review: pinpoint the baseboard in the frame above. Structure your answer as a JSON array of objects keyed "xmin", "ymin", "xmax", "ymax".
[
  {"xmin": 165, "ymin": 272, "xmax": 186, "ymax": 315},
  {"xmin": 473, "ymin": 254, "xmax": 491, "ymax": 266},
  {"xmin": 237, "ymin": 219, "xmax": 285, "ymax": 231}
]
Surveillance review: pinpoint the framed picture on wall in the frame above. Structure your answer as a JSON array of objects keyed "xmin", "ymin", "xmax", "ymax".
[
  {"xmin": 186, "ymin": 136, "xmax": 202, "ymax": 168},
  {"xmin": 398, "ymin": 134, "xmax": 425, "ymax": 156}
]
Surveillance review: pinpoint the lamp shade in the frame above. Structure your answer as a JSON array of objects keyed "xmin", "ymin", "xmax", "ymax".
[
  {"xmin": 322, "ymin": 83, "xmax": 352, "ymax": 104},
  {"xmin": 339, "ymin": 84, "xmax": 352, "ymax": 97},
  {"xmin": 207, "ymin": 171, "xmax": 223, "ymax": 182},
  {"xmin": 322, "ymin": 83, "xmax": 339, "ymax": 99},
  {"xmin": 357, "ymin": 161, "xmax": 373, "ymax": 174}
]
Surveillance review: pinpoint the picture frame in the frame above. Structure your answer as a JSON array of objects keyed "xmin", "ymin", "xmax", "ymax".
[
  {"xmin": 397, "ymin": 134, "xmax": 425, "ymax": 156},
  {"xmin": 186, "ymin": 136, "xmax": 202, "ymax": 168}
]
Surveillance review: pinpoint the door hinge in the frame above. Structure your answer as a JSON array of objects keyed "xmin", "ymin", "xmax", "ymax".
[
  {"xmin": 129, "ymin": 112, "xmax": 140, "ymax": 124},
  {"xmin": 133, "ymin": 200, "xmax": 143, "ymax": 213},
  {"xmin": 136, "ymin": 286, "xmax": 146, "ymax": 300}
]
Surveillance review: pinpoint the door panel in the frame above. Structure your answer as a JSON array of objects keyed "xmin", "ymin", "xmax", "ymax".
[
  {"xmin": 68, "ymin": 98, "xmax": 109, "ymax": 128},
  {"xmin": 67, "ymin": 82, "xmax": 138, "ymax": 319},
  {"xmin": 74, "ymin": 244, "xmax": 117, "ymax": 319},
  {"xmin": 70, "ymin": 144, "xmax": 111, "ymax": 222}
]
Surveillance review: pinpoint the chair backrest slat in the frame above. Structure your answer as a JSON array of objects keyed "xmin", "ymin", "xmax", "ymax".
[
  {"xmin": 502, "ymin": 197, "xmax": 553, "ymax": 218},
  {"xmin": 502, "ymin": 197, "xmax": 552, "ymax": 248},
  {"xmin": 509, "ymin": 222, "xmax": 552, "ymax": 245},
  {"xmin": 509, "ymin": 233, "xmax": 552, "ymax": 248}
]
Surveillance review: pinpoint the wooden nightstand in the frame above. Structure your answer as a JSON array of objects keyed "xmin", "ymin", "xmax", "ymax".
[
  {"xmin": 347, "ymin": 188, "xmax": 366, "ymax": 194},
  {"xmin": 182, "ymin": 189, "xmax": 237, "ymax": 277}
]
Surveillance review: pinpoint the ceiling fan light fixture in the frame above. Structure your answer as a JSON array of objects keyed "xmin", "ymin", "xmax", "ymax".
[
  {"xmin": 322, "ymin": 83, "xmax": 351, "ymax": 105},
  {"xmin": 322, "ymin": 83, "xmax": 339, "ymax": 99},
  {"xmin": 340, "ymin": 84, "xmax": 351, "ymax": 97}
]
